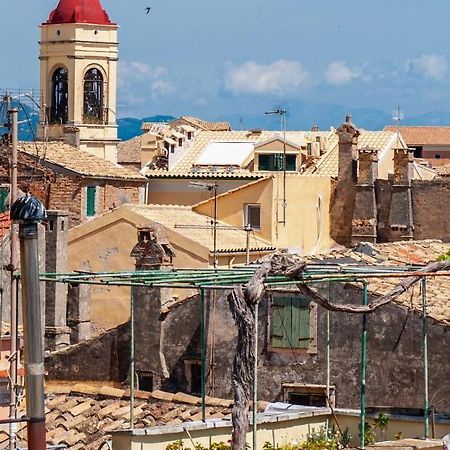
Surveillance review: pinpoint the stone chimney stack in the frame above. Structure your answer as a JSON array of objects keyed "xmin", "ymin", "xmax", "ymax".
[
  {"xmin": 45, "ymin": 210, "xmax": 71, "ymax": 350},
  {"xmin": 337, "ymin": 114, "xmax": 360, "ymax": 182},
  {"xmin": 330, "ymin": 115, "xmax": 361, "ymax": 246},
  {"xmin": 351, "ymin": 147, "xmax": 379, "ymax": 245},
  {"xmin": 131, "ymin": 226, "xmax": 174, "ymax": 392},
  {"xmin": 387, "ymin": 148, "xmax": 414, "ymax": 241}
]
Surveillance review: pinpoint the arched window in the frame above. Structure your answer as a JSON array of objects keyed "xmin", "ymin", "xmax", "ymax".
[
  {"xmin": 83, "ymin": 68, "xmax": 104, "ymax": 124},
  {"xmin": 51, "ymin": 67, "xmax": 68, "ymax": 124}
]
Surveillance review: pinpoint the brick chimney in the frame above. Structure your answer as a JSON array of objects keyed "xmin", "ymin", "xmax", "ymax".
[
  {"xmin": 351, "ymin": 147, "xmax": 378, "ymax": 245},
  {"xmin": 330, "ymin": 115, "xmax": 361, "ymax": 246},
  {"xmin": 387, "ymin": 148, "xmax": 414, "ymax": 241},
  {"xmin": 131, "ymin": 226, "xmax": 174, "ymax": 392}
]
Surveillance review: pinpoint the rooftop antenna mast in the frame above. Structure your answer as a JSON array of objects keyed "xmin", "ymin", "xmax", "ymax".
[
  {"xmin": 265, "ymin": 108, "xmax": 287, "ymax": 224},
  {"xmin": 392, "ymin": 105, "xmax": 404, "ymax": 149}
]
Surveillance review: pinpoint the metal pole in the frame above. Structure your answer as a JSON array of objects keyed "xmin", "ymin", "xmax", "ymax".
[
  {"xmin": 245, "ymin": 225, "xmax": 251, "ymax": 265},
  {"xmin": 422, "ymin": 276, "xmax": 429, "ymax": 439},
  {"xmin": 200, "ymin": 288, "xmax": 206, "ymax": 421},
  {"xmin": 9, "ymin": 108, "xmax": 19, "ymax": 450},
  {"xmin": 360, "ymin": 282, "xmax": 368, "ymax": 450},
  {"xmin": 212, "ymin": 184, "xmax": 218, "ymax": 268},
  {"xmin": 130, "ymin": 287, "xmax": 135, "ymax": 430},
  {"xmin": 12, "ymin": 196, "xmax": 46, "ymax": 450},
  {"xmin": 252, "ymin": 303, "xmax": 258, "ymax": 450},
  {"xmin": 282, "ymin": 111, "xmax": 287, "ymax": 224}
]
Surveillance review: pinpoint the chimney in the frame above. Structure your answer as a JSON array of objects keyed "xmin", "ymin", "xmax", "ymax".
[
  {"xmin": 336, "ymin": 114, "xmax": 360, "ymax": 182},
  {"xmin": 130, "ymin": 226, "xmax": 174, "ymax": 392},
  {"xmin": 330, "ymin": 115, "xmax": 361, "ymax": 246},
  {"xmin": 45, "ymin": 210, "xmax": 71, "ymax": 350},
  {"xmin": 387, "ymin": 148, "xmax": 414, "ymax": 241},
  {"xmin": 351, "ymin": 147, "xmax": 379, "ymax": 245}
]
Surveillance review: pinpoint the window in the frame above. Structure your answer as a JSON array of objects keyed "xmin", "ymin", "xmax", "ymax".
[
  {"xmin": 435, "ymin": 154, "xmax": 441, "ymax": 159},
  {"xmin": 137, "ymin": 371, "xmax": 153, "ymax": 392},
  {"xmin": 0, "ymin": 187, "xmax": 9, "ymax": 213},
  {"xmin": 51, "ymin": 67, "xmax": 68, "ymax": 124},
  {"xmin": 83, "ymin": 68, "xmax": 104, "ymax": 124},
  {"xmin": 258, "ymin": 153, "xmax": 296, "ymax": 171},
  {"xmin": 86, "ymin": 186, "xmax": 96, "ymax": 217},
  {"xmin": 413, "ymin": 146, "xmax": 423, "ymax": 158},
  {"xmin": 184, "ymin": 359, "xmax": 201, "ymax": 394},
  {"xmin": 271, "ymin": 295, "xmax": 311, "ymax": 349},
  {"xmin": 244, "ymin": 204, "xmax": 261, "ymax": 230},
  {"xmin": 282, "ymin": 383, "xmax": 335, "ymax": 408}
]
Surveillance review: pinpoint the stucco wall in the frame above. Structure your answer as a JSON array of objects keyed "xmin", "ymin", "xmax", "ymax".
[{"xmin": 154, "ymin": 283, "xmax": 450, "ymax": 410}]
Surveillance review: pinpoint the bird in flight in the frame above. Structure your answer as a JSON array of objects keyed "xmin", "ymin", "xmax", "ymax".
[{"xmin": 145, "ymin": 6, "xmax": 151, "ymax": 14}]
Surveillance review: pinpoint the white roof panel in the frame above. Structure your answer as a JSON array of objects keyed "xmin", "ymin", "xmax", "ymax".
[{"xmin": 195, "ymin": 142, "xmax": 254, "ymax": 166}]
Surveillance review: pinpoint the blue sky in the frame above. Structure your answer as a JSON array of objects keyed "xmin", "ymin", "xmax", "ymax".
[{"xmin": 2, "ymin": 0, "xmax": 450, "ymax": 124}]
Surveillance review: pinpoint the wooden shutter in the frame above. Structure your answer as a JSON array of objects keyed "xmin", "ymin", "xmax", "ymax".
[
  {"xmin": 292, "ymin": 297, "xmax": 310, "ymax": 349},
  {"xmin": 86, "ymin": 186, "xmax": 96, "ymax": 217}
]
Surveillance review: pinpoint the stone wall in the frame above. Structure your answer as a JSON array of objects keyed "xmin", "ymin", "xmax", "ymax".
[{"xmin": 375, "ymin": 178, "xmax": 450, "ymax": 243}]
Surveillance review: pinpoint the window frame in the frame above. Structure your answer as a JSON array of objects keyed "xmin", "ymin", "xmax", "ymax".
[
  {"xmin": 258, "ymin": 153, "xmax": 297, "ymax": 171},
  {"xmin": 83, "ymin": 67, "xmax": 104, "ymax": 124},
  {"xmin": 243, "ymin": 203, "xmax": 261, "ymax": 230},
  {"xmin": 268, "ymin": 294, "xmax": 317, "ymax": 354},
  {"xmin": 86, "ymin": 185, "xmax": 97, "ymax": 218},
  {"xmin": 50, "ymin": 67, "xmax": 69, "ymax": 124}
]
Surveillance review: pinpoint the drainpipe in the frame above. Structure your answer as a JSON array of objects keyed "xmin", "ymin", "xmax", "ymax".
[
  {"xmin": 11, "ymin": 195, "xmax": 47, "ymax": 450},
  {"xmin": 200, "ymin": 287, "xmax": 206, "ymax": 421}
]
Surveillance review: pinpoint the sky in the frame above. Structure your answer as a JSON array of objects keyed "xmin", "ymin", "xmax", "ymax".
[{"xmin": 2, "ymin": 0, "xmax": 450, "ymax": 124}]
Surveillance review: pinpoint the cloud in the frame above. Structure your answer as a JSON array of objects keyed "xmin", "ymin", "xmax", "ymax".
[
  {"xmin": 224, "ymin": 60, "xmax": 310, "ymax": 96},
  {"xmin": 325, "ymin": 61, "xmax": 361, "ymax": 85},
  {"xmin": 407, "ymin": 54, "xmax": 448, "ymax": 80},
  {"xmin": 118, "ymin": 61, "xmax": 175, "ymax": 113}
]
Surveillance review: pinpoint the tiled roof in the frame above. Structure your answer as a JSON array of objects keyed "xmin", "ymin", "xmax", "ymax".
[
  {"xmin": 436, "ymin": 163, "xmax": 450, "ymax": 176},
  {"xmin": 176, "ymin": 117, "xmax": 231, "ymax": 131},
  {"xmin": 19, "ymin": 142, "xmax": 145, "ymax": 181},
  {"xmin": 144, "ymin": 130, "xmax": 309, "ymax": 178},
  {"xmin": 304, "ymin": 131, "xmax": 399, "ymax": 177},
  {"xmin": 384, "ymin": 126, "xmax": 450, "ymax": 146},
  {"xmin": 127, "ymin": 204, "xmax": 276, "ymax": 253},
  {"xmin": 307, "ymin": 240, "xmax": 450, "ymax": 326},
  {"xmin": 117, "ymin": 136, "xmax": 142, "ymax": 164},
  {"xmin": 1, "ymin": 384, "xmax": 233, "ymax": 450}
]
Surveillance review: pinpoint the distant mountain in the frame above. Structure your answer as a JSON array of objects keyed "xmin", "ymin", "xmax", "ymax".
[{"xmin": 117, "ymin": 115, "xmax": 175, "ymax": 141}]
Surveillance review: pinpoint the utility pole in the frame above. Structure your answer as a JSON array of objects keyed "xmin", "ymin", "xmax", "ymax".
[
  {"xmin": 11, "ymin": 195, "xmax": 47, "ymax": 450},
  {"xmin": 6, "ymin": 103, "xmax": 19, "ymax": 450},
  {"xmin": 265, "ymin": 108, "xmax": 287, "ymax": 224},
  {"xmin": 244, "ymin": 224, "xmax": 252, "ymax": 265}
]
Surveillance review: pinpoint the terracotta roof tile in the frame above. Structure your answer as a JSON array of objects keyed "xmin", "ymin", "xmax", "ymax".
[
  {"xmin": 19, "ymin": 142, "xmax": 145, "ymax": 181},
  {"xmin": 436, "ymin": 163, "xmax": 450, "ymax": 176},
  {"xmin": 176, "ymin": 117, "xmax": 231, "ymax": 131},
  {"xmin": 126, "ymin": 203, "xmax": 276, "ymax": 253},
  {"xmin": 117, "ymin": 135, "xmax": 142, "ymax": 164},
  {"xmin": 3, "ymin": 385, "xmax": 232, "ymax": 449},
  {"xmin": 384, "ymin": 125, "xmax": 450, "ymax": 146},
  {"xmin": 304, "ymin": 131, "xmax": 398, "ymax": 177},
  {"xmin": 305, "ymin": 239, "xmax": 450, "ymax": 326}
]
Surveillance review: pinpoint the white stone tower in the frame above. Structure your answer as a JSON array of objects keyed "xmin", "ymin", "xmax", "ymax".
[{"xmin": 39, "ymin": 0, "xmax": 119, "ymax": 163}]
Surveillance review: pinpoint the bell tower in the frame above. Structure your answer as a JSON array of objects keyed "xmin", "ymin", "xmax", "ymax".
[{"xmin": 39, "ymin": 0, "xmax": 119, "ymax": 163}]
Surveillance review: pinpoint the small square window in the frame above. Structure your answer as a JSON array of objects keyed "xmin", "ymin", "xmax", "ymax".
[{"xmin": 244, "ymin": 204, "xmax": 261, "ymax": 230}]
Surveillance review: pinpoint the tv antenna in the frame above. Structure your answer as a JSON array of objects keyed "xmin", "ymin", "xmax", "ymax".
[{"xmin": 265, "ymin": 108, "xmax": 287, "ymax": 224}]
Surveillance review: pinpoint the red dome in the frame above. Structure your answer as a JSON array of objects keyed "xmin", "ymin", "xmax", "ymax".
[{"xmin": 45, "ymin": 0, "xmax": 113, "ymax": 25}]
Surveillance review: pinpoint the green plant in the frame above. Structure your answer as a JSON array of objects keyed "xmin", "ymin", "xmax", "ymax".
[
  {"xmin": 394, "ymin": 432, "xmax": 403, "ymax": 441},
  {"xmin": 262, "ymin": 443, "xmax": 280, "ymax": 450},
  {"xmin": 166, "ymin": 440, "xmax": 185, "ymax": 450},
  {"xmin": 373, "ymin": 413, "xmax": 390, "ymax": 441},
  {"xmin": 438, "ymin": 250, "xmax": 450, "ymax": 261},
  {"xmin": 301, "ymin": 427, "xmax": 343, "ymax": 450},
  {"xmin": 340, "ymin": 426, "xmax": 352, "ymax": 447},
  {"xmin": 209, "ymin": 443, "xmax": 231, "ymax": 450},
  {"xmin": 361, "ymin": 422, "xmax": 375, "ymax": 446}
]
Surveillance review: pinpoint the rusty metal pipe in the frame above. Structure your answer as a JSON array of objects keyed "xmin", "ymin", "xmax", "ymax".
[{"xmin": 12, "ymin": 196, "xmax": 47, "ymax": 450}]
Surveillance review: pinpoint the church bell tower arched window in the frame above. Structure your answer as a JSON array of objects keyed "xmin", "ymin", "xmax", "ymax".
[
  {"xmin": 51, "ymin": 67, "xmax": 68, "ymax": 124},
  {"xmin": 83, "ymin": 68, "xmax": 104, "ymax": 124}
]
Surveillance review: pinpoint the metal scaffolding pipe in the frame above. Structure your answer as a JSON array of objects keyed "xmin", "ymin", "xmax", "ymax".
[
  {"xmin": 130, "ymin": 287, "xmax": 136, "ymax": 430},
  {"xmin": 422, "ymin": 277, "xmax": 429, "ymax": 439},
  {"xmin": 360, "ymin": 282, "xmax": 368, "ymax": 450},
  {"xmin": 200, "ymin": 288, "xmax": 206, "ymax": 421},
  {"xmin": 252, "ymin": 302, "xmax": 258, "ymax": 450},
  {"xmin": 12, "ymin": 195, "xmax": 47, "ymax": 450}
]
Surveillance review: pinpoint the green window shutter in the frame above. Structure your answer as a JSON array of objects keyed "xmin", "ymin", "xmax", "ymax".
[
  {"xmin": 86, "ymin": 186, "xmax": 96, "ymax": 217},
  {"xmin": 271, "ymin": 304, "xmax": 285, "ymax": 348},
  {"xmin": 272, "ymin": 296, "xmax": 291, "ymax": 348},
  {"xmin": 291, "ymin": 297, "xmax": 311, "ymax": 349},
  {"xmin": 0, "ymin": 189, "xmax": 8, "ymax": 213}
]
